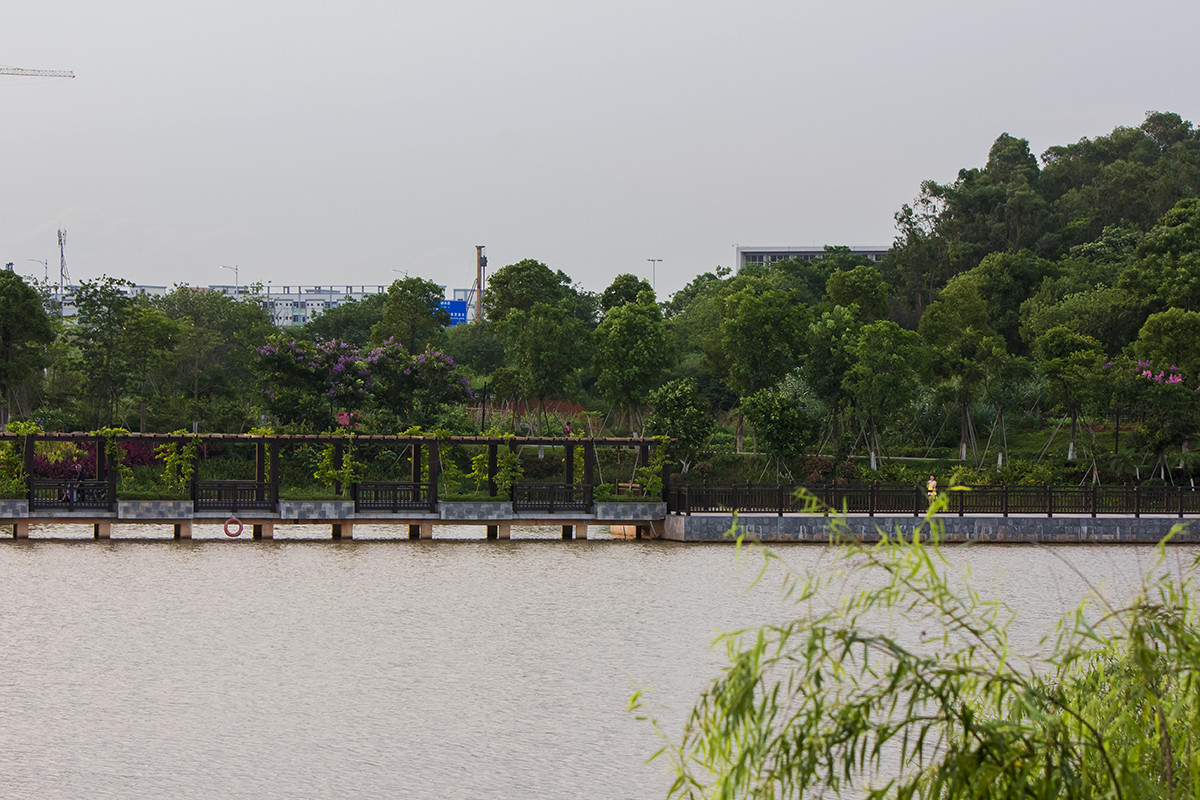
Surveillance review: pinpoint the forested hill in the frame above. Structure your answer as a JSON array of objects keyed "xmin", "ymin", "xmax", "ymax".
[
  {"xmin": 2, "ymin": 111, "xmax": 1199, "ymax": 487},
  {"xmin": 885, "ymin": 110, "xmax": 1200, "ymax": 327}
]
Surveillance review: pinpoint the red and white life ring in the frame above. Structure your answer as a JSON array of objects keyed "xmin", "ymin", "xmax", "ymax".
[{"xmin": 224, "ymin": 517, "xmax": 244, "ymax": 537}]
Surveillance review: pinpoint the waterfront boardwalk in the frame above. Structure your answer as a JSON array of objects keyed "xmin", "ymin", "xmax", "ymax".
[
  {"xmin": 3, "ymin": 431, "xmax": 1199, "ymax": 543},
  {"xmin": 3, "ymin": 502, "xmax": 1197, "ymax": 544},
  {"xmin": 0, "ymin": 499, "xmax": 667, "ymax": 541}
]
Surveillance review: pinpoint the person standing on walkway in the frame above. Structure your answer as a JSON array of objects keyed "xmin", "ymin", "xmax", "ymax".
[{"xmin": 926, "ymin": 475, "xmax": 938, "ymax": 503}]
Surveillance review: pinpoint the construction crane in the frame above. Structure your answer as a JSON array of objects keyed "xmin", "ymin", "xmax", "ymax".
[{"xmin": 0, "ymin": 65, "xmax": 74, "ymax": 79}]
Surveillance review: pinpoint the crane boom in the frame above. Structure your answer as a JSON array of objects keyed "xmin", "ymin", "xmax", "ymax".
[{"xmin": 0, "ymin": 66, "xmax": 74, "ymax": 78}]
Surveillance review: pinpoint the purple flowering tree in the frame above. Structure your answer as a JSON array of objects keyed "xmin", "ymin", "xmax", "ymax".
[
  {"xmin": 406, "ymin": 349, "xmax": 473, "ymax": 423},
  {"xmin": 253, "ymin": 338, "xmax": 334, "ymax": 429},
  {"xmin": 368, "ymin": 341, "xmax": 471, "ymax": 425},
  {"xmin": 256, "ymin": 336, "xmax": 472, "ymax": 430}
]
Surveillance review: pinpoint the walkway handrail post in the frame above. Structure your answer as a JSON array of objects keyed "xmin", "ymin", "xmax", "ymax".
[
  {"xmin": 1134, "ymin": 484, "xmax": 1141, "ymax": 518},
  {"xmin": 1090, "ymin": 483, "xmax": 1097, "ymax": 518},
  {"xmin": 869, "ymin": 482, "xmax": 876, "ymax": 518},
  {"xmin": 24, "ymin": 434, "xmax": 35, "ymax": 505},
  {"xmin": 1001, "ymin": 482, "xmax": 1008, "ymax": 517},
  {"xmin": 913, "ymin": 483, "xmax": 920, "ymax": 517},
  {"xmin": 1180, "ymin": 486, "xmax": 1185, "ymax": 519},
  {"xmin": 1046, "ymin": 483, "xmax": 1052, "ymax": 518},
  {"xmin": 107, "ymin": 461, "xmax": 117, "ymax": 512},
  {"xmin": 684, "ymin": 485, "xmax": 690, "ymax": 516}
]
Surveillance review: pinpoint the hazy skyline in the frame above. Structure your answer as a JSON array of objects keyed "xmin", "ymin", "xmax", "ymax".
[{"xmin": 3, "ymin": 0, "xmax": 1198, "ymax": 298}]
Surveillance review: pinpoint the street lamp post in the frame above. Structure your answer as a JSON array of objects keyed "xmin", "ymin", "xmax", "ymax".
[
  {"xmin": 220, "ymin": 264, "xmax": 239, "ymax": 297},
  {"xmin": 646, "ymin": 258, "xmax": 662, "ymax": 292}
]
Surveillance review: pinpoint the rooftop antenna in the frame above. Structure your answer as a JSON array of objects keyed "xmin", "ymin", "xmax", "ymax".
[{"xmin": 57, "ymin": 228, "xmax": 69, "ymax": 297}]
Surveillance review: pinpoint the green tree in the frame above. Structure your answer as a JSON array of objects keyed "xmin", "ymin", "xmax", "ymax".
[
  {"xmin": 643, "ymin": 378, "xmax": 713, "ymax": 473},
  {"xmin": 592, "ymin": 291, "xmax": 668, "ymax": 429},
  {"xmin": 497, "ymin": 301, "xmax": 589, "ymax": 431},
  {"xmin": 919, "ymin": 276, "xmax": 1007, "ymax": 460},
  {"xmin": 482, "ymin": 259, "xmax": 570, "ymax": 325},
  {"xmin": 824, "ymin": 264, "xmax": 889, "ymax": 323},
  {"xmin": 741, "ymin": 380, "xmax": 822, "ymax": 467},
  {"xmin": 70, "ymin": 277, "xmax": 139, "ymax": 427},
  {"xmin": 154, "ymin": 285, "xmax": 274, "ymax": 432},
  {"xmin": 960, "ymin": 250, "xmax": 1056, "ymax": 355},
  {"xmin": 441, "ymin": 321, "xmax": 506, "ymax": 377},
  {"xmin": 303, "ymin": 292, "xmax": 386, "ymax": 347},
  {"xmin": 801, "ymin": 305, "xmax": 863, "ymax": 453},
  {"xmin": 371, "ymin": 276, "xmax": 451, "ymax": 353},
  {"xmin": 1133, "ymin": 307, "xmax": 1200, "ymax": 386},
  {"xmin": 707, "ymin": 280, "xmax": 807, "ymax": 397},
  {"xmin": 0, "ymin": 270, "xmax": 55, "ymax": 426},
  {"xmin": 1125, "ymin": 198, "xmax": 1200, "ymax": 312},
  {"xmin": 123, "ymin": 305, "xmax": 181, "ymax": 432},
  {"xmin": 600, "ymin": 273, "xmax": 653, "ymax": 313},
  {"xmin": 843, "ymin": 320, "xmax": 924, "ymax": 464},
  {"xmin": 1032, "ymin": 326, "xmax": 1105, "ymax": 462}
]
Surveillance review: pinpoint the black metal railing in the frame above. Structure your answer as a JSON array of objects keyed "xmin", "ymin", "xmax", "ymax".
[
  {"xmin": 193, "ymin": 480, "xmax": 277, "ymax": 512},
  {"xmin": 666, "ymin": 483, "xmax": 1200, "ymax": 518},
  {"xmin": 352, "ymin": 481, "xmax": 437, "ymax": 513},
  {"xmin": 512, "ymin": 483, "xmax": 594, "ymax": 513},
  {"xmin": 28, "ymin": 479, "xmax": 115, "ymax": 511}
]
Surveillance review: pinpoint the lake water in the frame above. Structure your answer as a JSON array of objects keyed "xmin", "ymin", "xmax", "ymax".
[{"xmin": 0, "ymin": 524, "xmax": 1193, "ymax": 799}]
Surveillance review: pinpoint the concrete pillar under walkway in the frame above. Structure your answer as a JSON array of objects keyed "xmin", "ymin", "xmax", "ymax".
[
  {"xmin": 252, "ymin": 522, "xmax": 274, "ymax": 540},
  {"xmin": 561, "ymin": 523, "xmax": 588, "ymax": 540},
  {"xmin": 93, "ymin": 522, "xmax": 111, "ymax": 540},
  {"xmin": 497, "ymin": 521, "xmax": 511, "ymax": 540},
  {"xmin": 174, "ymin": 521, "xmax": 192, "ymax": 540},
  {"xmin": 332, "ymin": 522, "xmax": 353, "ymax": 540}
]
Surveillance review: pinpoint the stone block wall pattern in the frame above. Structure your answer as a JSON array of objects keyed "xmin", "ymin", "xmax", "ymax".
[
  {"xmin": 0, "ymin": 499, "xmax": 30, "ymax": 518},
  {"xmin": 440, "ymin": 502, "xmax": 514, "ymax": 521},
  {"xmin": 593, "ymin": 502, "xmax": 667, "ymax": 521},
  {"xmin": 663, "ymin": 514, "xmax": 1200, "ymax": 544},
  {"xmin": 279, "ymin": 500, "xmax": 356, "ymax": 520},
  {"xmin": 118, "ymin": 501, "xmax": 195, "ymax": 520}
]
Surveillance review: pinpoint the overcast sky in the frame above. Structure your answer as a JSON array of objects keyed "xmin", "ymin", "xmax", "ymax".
[{"xmin": 3, "ymin": 0, "xmax": 1198, "ymax": 299}]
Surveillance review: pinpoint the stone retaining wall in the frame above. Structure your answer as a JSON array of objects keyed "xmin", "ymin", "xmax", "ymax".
[
  {"xmin": 593, "ymin": 502, "xmax": 666, "ymax": 522},
  {"xmin": 278, "ymin": 500, "xmax": 356, "ymax": 520},
  {"xmin": 0, "ymin": 499, "xmax": 29, "ymax": 517},
  {"xmin": 663, "ymin": 514, "xmax": 1200, "ymax": 544},
  {"xmin": 118, "ymin": 500, "xmax": 194, "ymax": 520}
]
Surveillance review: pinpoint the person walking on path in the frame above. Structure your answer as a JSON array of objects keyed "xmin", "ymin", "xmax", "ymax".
[{"xmin": 926, "ymin": 475, "xmax": 938, "ymax": 503}]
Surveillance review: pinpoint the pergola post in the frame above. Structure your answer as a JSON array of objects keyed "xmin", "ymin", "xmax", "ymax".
[
  {"xmin": 583, "ymin": 441, "xmax": 595, "ymax": 488},
  {"xmin": 429, "ymin": 437, "xmax": 441, "ymax": 497},
  {"xmin": 411, "ymin": 440, "xmax": 423, "ymax": 484},
  {"xmin": 23, "ymin": 434, "xmax": 35, "ymax": 504},
  {"xmin": 487, "ymin": 443, "xmax": 498, "ymax": 497}
]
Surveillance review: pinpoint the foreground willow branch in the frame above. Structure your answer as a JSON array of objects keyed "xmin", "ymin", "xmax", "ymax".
[{"xmin": 633, "ymin": 492, "xmax": 1200, "ymax": 799}]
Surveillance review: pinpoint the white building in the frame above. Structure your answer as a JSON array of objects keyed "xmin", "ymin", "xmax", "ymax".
[
  {"xmin": 48, "ymin": 282, "xmax": 467, "ymax": 328},
  {"xmin": 735, "ymin": 245, "xmax": 889, "ymax": 270}
]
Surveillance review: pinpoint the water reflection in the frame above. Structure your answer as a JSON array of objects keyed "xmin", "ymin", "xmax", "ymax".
[{"xmin": 0, "ymin": 531, "xmax": 1192, "ymax": 799}]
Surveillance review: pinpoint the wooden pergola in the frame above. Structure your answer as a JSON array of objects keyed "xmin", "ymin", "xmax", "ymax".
[{"xmin": 0, "ymin": 432, "xmax": 668, "ymax": 513}]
